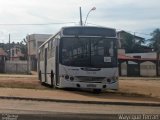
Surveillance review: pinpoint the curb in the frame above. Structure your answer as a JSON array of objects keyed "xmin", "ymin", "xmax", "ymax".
[{"xmin": 0, "ymin": 96, "xmax": 159, "ymax": 107}]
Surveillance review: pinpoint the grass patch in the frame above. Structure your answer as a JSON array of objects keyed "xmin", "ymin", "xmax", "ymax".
[
  {"xmin": 0, "ymin": 81, "xmax": 47, "ymax": 90},
  {"xmin": 104, "ymin": 90, "xmax": 153, "ymax": 98}
]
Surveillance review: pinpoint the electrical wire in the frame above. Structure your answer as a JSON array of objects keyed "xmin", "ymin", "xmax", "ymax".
[
  {"xmin": 0, "ymin": 22, "xmax": 77, "ymax": 26},
  {"xmin": 87, "ymin": 23, "xmax": 152, "ymax": 36}
]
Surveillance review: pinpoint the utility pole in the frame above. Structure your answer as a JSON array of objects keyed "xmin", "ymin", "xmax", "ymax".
[
  {"xmin": 79, "ymin": 7, "xmax": 83, "ymax": 26},
  {"xmin": 27, "ymin": 35, "xmax": 31, "ymax": 74},
  {"xmin": 9, "ymin": 34, "xmax": 11, "ymax": 61}
]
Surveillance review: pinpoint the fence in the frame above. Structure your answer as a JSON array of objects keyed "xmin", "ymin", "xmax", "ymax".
[{"xmin": 5, "ymin": 61, "xmax": 31, "ymax": 74}]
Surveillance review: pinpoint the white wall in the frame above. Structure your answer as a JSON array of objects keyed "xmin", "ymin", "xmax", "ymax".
[
  {"xmin": 121, "ymin": 62, "xmax": 127, "ymax": 76},
  {"xmin": 140, "ymin": 61, "xmax": 156, "ymax": 76},
  {"xmin": 27, "ymin": 34, "xmax": 52, "ymax": 56},
  {"xmin": 126, "ymin": 52, "xmax": 157, "ymax": 59},
  {"xmin": 5, "ymin": 61, "xmax": 30, "ymax": 74},
  {"xmin": 119, "ymin": 52, "xmax": 157, "ymax": 77}
]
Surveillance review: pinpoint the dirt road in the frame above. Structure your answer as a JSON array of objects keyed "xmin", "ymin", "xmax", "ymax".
[
  {"xmin": 0, "ymin": 74, "xmax": 159, "ymax": 99},
  {"xmin": 120, "ymin": 78, "xmax": 160, "ymax": 98}
]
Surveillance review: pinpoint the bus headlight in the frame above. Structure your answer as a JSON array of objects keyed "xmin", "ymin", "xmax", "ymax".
[
  {"xmin": 70, "ymin": 77, "xmax": 74, "ymax": 81},
  {"xmin": 112, "ymin": 76, "xmax": 118, "ymax": 80},
  {"xmin": 64, "ymin": 75, "xmax": 74, "ymax": 81},
  {"xmin": 112, "ymin": 76, "xmax": 118, "ymax": 83},
  {"xmin": 65, "ymin": 75, "xmax": 69, "ymax": 79},
  {"xmin": 106, "ymin": 77, "xmax": 118, "ymax": 84}
]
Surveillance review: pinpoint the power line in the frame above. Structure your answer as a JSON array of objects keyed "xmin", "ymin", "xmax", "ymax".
[
  {"xmin": 0, "ymin": 22, "xmax": 77, "ymax": 26},
  {"xmin": 0, "ymin": 22, "xmax": 153, "ymax": 37},
  {"xmin": 88, "ymin": 23, "xmax": 152, "ymax": 36}
]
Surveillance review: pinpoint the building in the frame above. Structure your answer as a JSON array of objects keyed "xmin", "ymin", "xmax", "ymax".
[
  {"xmin": 26, "ymin": 34, "xmax": 52, "ymax": 71},
  {"xmin": 118, "ymin": 49, "xmax": 158, "ymax": 77},
  {"xmin": 117, "ymin": 30, "xmax": 153, "ymax": 53},
  {"xmin": 10, "ymin": 47, "xmax": 24, "ymax": 61},
  {"xmin": 117, "ymin": 30, "xmax": 145, "ymax": 45},
  {"xmin": 0, "ymin": 48, "xmax": 7, "ymax": 73}
]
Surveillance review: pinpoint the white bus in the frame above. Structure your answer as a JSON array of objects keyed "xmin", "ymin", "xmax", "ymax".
[{"xmin": 38, "ymin": 26, "xmax": 119, "ymax": 92}]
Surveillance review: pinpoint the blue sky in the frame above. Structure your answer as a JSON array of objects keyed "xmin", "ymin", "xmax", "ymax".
[{"xmin": 0, "ymin": 0, "xmax": 159, "ymax": 43}]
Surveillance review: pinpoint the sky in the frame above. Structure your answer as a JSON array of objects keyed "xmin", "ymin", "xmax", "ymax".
[{"xmin": 0, "ymin": 0, "xmax": 160, "ymax": 43}]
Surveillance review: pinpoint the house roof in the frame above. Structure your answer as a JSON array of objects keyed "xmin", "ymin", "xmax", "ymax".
[
  {"xmin": 0, "ymin": 48, "xmax": 7, "ymax": 56},
  {"xmin": 117, "ymin": 30, "xmax": 144, "ymax": 40},
  {"xmin": 118, "ymin": 54, "xmax": 137, "ymax": 60},
  {"xmin": 118, "ymin": 54, "xmax": 157, "ymax": 61}
]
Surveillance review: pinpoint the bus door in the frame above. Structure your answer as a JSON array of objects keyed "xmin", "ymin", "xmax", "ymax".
[
  {"xmin": 38, "ymin": 50, "xmax": 41, "ymax": 80},
  {"xmin": 44, "ymin": 48, "xmax": 48, "ymax": 82},
  {"xmin": 55, "ymin": 39, "xmax": 60, "ymax": 86}
]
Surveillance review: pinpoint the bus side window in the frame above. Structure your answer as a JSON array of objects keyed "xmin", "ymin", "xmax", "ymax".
[{"xmin": 52, "ymin": 39, "xmax": 57, "ymax": 57}]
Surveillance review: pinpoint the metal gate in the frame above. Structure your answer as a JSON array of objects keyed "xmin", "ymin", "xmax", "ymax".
[
  {"xmin": 127, "ymin": 64, "xmax": 140, "ymax": 77},
  {"xmin": 0, "ymin": 56, "xmax": 5, "ymax": 73}
]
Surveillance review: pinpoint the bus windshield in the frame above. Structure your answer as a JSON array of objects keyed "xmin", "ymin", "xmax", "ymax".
[{"xmin": 59, "ymin": 37, "xmax": 117, "ymax": 68}]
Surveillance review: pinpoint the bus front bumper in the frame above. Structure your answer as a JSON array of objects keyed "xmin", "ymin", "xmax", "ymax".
[{"xmin": 58, "ymin": 80, "xmax": 118, "ymax": 90}]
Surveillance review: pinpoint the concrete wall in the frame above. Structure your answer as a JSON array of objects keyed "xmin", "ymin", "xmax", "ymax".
[
  {"xmin": 26, "ymin": 34, "xmax": 52, "ymax": 71},
  {"xmin": 121, "ymin": 62, "xmax": 127, "ymax": 76},
  {"xmin": 27, "ymin": 34, "xmax": 52, "ymax": 57},
  {"xmin": 119, "ymin": 52, "xmax": 157, "ymax": 77},
  {"xmin": 120, "ymin": 61, "xmax": 157, "ymax": 77},
  {"xmin": 5, "ymin": 61, "xmax": 30, "ymax": 74},
  {"xmin": 140, "ymin": 61, "xmax": 156, "ymax": 76},
  {"xmin": 126, "ymin": 52, "xmax": 157, "ymax": 59}
]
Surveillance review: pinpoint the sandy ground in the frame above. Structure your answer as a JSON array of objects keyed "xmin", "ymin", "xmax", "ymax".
[
  {"xmin": 0, "ymin": 74, "xmax": 46, "ymax": 89},
  {"xmin": 119, "ymin": 78, "xmax": 160, "ymax": 98},
  {"xmin": 0, "ymin": 73, "xmax": 159, "ymax": 99}
]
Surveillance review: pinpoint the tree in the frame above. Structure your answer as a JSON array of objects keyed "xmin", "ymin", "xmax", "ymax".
[
  {"xmin": 149, "ymin": 28, "xmax": 160, "ymax": 76},
  {"xmin": 120, "ymin": 31, "xmax": 148, "ymax": 53},
  {"xmin": 122, "ymin": 32, "xmax": 135, "ymax": 53},
  {"xmin": 149, "ymin": 28, "xmax": 160, "ymax": 51}
]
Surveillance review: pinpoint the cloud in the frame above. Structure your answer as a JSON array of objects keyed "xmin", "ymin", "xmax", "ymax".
[{"xmin": 0, "ymin": 0, "xmax": 160, "ymax": 43}]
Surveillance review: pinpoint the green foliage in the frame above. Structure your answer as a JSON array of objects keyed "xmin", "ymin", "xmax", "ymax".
[
  {"xmin": 149, "ymin": 28, "xmax": 160, "ymax": 52},
  {"xmin": 122, "ymin": 33, "xmax": 134, "ymax": 53},
  {"xmin": 121, "ymin": 31, "xmax": 150, "ymax": 53}
]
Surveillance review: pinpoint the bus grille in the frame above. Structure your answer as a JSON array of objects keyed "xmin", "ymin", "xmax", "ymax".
[{"xmin": 75, "ymin": 76, "xmax": 105, "ymax": 83}]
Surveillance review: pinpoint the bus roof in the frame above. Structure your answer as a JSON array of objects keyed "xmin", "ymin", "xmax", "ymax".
[
  {"xmin": 61, "ymin": 26, "xmax": 116, "ymax": 37},
  {"xmin": 61, "ymin": 26, "xmax": 116, "ymax": 31},
  {"xmin": 39, "ymin": 26, "xmax": 117, "ymax": 49}
]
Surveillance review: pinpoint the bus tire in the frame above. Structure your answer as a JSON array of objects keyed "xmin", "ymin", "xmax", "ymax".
[
  {"xmin": 51, "ymin": 70, "xmax": 54, "ymax": 88},
  {"xmin": 39, "ymin": 71, "xmax": 42, "ymax": 81}
]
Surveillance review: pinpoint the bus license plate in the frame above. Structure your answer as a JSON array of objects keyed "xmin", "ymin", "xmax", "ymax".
[{"xmin": 87, "ymin": 84, "xmax": 96, "ymax": 88}]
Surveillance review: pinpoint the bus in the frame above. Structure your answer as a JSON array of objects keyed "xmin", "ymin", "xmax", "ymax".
[{"xmin": 38, "ymin": 26, "xmax": 119, "ymax": 92}]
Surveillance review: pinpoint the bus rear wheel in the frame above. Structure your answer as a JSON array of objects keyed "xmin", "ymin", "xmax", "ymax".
[
  {"xmin": 50, "ymin": 70, "xmax": 54, "ymax": 88},
  {"xmin": 38, "ymin": 71, "xmax": 42, "ymax": 81}
]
